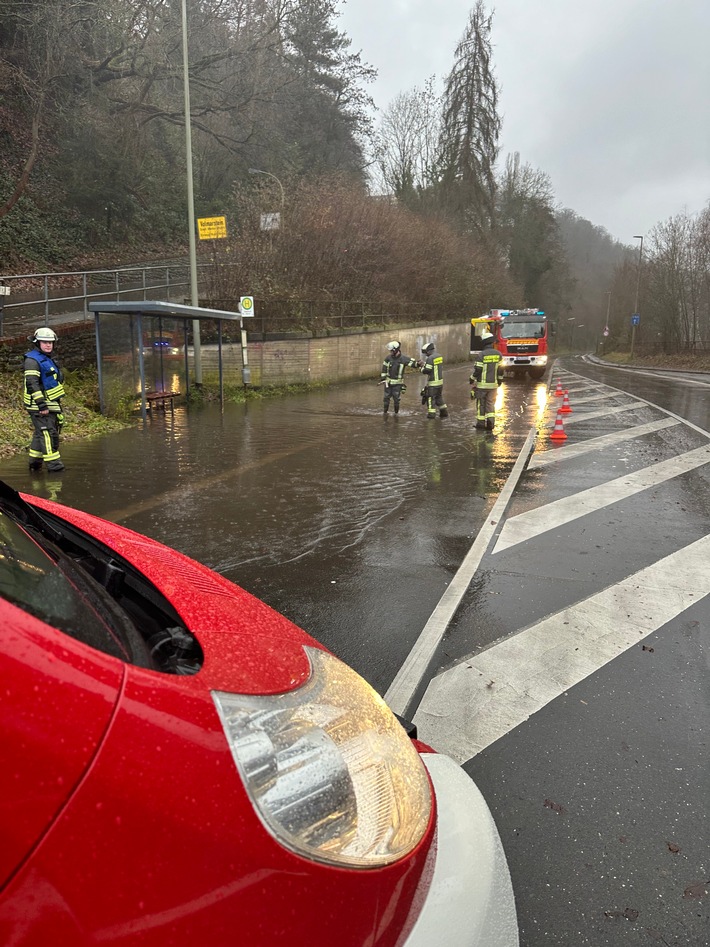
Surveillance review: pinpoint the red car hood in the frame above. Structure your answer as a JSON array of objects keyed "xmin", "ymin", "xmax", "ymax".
[{"xmin": 25, "ymin": 495, "xmax": 318, "ymax": 695}]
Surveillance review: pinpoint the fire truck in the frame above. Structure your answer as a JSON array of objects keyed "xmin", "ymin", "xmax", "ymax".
[{"xmin": 470, "ymin": 308, "xmax": 553, "ymax": 379}]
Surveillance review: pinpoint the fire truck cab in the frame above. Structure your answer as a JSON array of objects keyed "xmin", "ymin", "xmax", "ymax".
[{"xmin": 470, "ymin": 308, "xmax": 552, "ymax": 379}]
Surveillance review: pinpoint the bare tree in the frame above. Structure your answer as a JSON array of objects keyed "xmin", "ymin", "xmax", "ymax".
[
  {"xmin": 497, "ymin": 152, "xmax": 564, "ymax": 305},
  {"xmin": 373, "ymin": 78, "xmax": 441, "ymax": 203}
]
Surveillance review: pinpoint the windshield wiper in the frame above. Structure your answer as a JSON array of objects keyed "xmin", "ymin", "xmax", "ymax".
[{"xmin": 0, "ymin": 480, "xmax": 63, "ymax": 544}]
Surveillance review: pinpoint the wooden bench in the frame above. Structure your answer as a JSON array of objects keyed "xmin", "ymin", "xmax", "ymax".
[{"xmin": 145, "ymin": 391, "xmax": 180, "ymax": 411}]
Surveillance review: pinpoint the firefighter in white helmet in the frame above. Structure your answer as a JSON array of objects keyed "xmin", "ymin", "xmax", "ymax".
[
  {"xmin": 419, "ymin": 341, "xmax": 448, "ymax": 419},
  {"xmin": 469, "ymin": 330, "xmax": 504, "ymax": 430},
  {"xmin": 23, "ymin": 327, "xmax": 66, "ymax": 472},
  {"xmin": 379, "ymin": 340, "xmax": 419, "ymax": 415}
]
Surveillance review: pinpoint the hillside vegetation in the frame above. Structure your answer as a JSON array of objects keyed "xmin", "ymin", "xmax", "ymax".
[{"xmin": 1, "ymin": 0, "xmax": 707, "ymax": 356}]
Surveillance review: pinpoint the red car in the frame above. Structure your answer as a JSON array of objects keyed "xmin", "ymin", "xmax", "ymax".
[{"xmin": 0, "ymin": 480, "xmax": 518, "ymax": 946}]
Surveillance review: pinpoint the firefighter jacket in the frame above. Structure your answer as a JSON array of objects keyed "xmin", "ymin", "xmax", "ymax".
[
  {"xmin": 420, "ymin": 350, "xmax": 444, "ymax": 388},
  {"xmin": 381, "ymin": 353, "xmax": 418, "ymax": 385},
  {"xmin": 470, "ymin": 340, "xmax": 504, "ymax": 389},
  {"xmin": 23, "ymin": 349, "xmax": 65, "ymax": 412}
]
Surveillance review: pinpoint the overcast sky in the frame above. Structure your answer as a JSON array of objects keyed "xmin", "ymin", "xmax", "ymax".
[{"xmin": 339, "ymin": 0, "xmax": 710, "ymax": 245}]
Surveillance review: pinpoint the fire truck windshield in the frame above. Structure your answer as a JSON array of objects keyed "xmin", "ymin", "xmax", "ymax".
[{"xmin": 499, "ymin": 320, "xmax": 545, "ymax": 340}]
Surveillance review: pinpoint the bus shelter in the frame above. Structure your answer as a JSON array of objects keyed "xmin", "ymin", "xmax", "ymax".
[{"xmin": 89, "ymin": 300, "xmax": 241, "ymax": 419}]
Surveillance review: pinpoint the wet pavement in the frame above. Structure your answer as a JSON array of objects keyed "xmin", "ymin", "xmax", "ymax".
[
  {"xmin": 411, "ymin": 359, "xmax": 710, "ymax": 947},
  {"xmin": 3, "ymin": 355, "xmax": 709, "ymax": 946},
  {"xmin": 0, "ymin": 361, "xmax": 545, "ymax": 693}
]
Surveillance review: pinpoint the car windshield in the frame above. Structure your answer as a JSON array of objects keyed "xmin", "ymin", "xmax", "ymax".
[
  {"xmin": 0, "ymin": 508, "xmax": 134, "ymax": 663},
  {"xmin": 500, "ymin": 321, "xmax": 545, "ymax": 339}
]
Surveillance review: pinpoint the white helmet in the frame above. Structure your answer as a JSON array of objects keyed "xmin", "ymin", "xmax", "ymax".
[
  {"xmin": 33, "ymin": 327, "xmax": 58, "ymax": 344},
  {"xmin": 481, "ymin": 330, "xmax": 494, "ymax": 341},
  {"xmin": 386, "ymin": 340, "xmax": 401, "ymax": 352}
]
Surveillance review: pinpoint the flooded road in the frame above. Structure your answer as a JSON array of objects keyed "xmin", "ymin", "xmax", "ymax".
[{"xmin": 1, "ymin": 361, "xmax": 545, "ymax": 692}]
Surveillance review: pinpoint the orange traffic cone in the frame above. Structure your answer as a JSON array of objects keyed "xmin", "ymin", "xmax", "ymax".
[
  {"xmin": 550, "ymin": 409, "xmax": 567, "ymax": 441},
  {"xmin": 560, "ymin": 389, "xmax": 572, "ymax": 413},
  {"xmin": 554, "ymin": 380, "xmax": 564, "ymax": 397}
]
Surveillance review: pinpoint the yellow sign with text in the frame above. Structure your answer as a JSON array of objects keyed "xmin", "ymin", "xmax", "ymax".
[{"xmin": 197, "ymin": 216, "xmax": 227, "ymax": 240}]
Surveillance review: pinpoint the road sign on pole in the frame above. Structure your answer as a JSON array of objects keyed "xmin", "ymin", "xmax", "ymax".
[
  {"xmin": 238, "ymin": 297, "xmax": 254, "ymax": 387},
  {"xmin": 197, "ymin": 216, "xmax": 228, "ymax": 240}
]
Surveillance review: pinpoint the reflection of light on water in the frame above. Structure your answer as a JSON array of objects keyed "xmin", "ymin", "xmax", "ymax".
[
  {"xmin": 495, "ymin": 386, "xmax": 505, "ymax": 411},
  {"xmin": 536, "ymin": 385, "xmax": 548, "ymax": 421}
]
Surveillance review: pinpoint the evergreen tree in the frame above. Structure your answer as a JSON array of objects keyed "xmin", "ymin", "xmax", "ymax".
[
  {"xmin": 282, "ymin": 0, "xmax": 375, "ymax": 175},
  {"xmin": 437, "ymin": 0, "xmax": 500, "ymax": 235}
]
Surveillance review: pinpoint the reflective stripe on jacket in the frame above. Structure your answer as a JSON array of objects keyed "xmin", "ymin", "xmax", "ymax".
[
  {"xmin": 470, "ymin": 344, "xmax": 503, "ymax": 389},
  {"xmin": 421, "ymin": 353, "xmax": 444, "ymax": 387},
  {"xmin": 23, "ymin": 350, "xmax": 65, "ymax": 410}
]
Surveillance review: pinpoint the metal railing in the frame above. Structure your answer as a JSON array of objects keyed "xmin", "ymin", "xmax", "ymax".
[
  {"xmin": 0, "ymin": 260, "xmax": 210, "ymax": 339},
  {"xmin": 0, "ymin": 262, "xmax": 456, "ymax": 342}
]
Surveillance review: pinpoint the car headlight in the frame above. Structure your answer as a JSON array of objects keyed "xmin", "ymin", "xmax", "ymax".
[{"xmin": 213, "ymin": 647, "xmax": 432, "ymax": 868}]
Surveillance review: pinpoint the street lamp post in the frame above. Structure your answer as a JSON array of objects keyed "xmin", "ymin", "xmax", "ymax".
[
  {"xmin": 631, "ymin": 235, "xmax": 644, "ymax": 360},
  {"xmin": 599, "ymin": 291, "xmax": 611, "ymax": 354},
  {"xmin": 181, "ymin": 0, "xmax": 201, "ymax": 383},
  {"xmin": 248, "ymin": 168, "xmax": 285, "ymax": 231}
]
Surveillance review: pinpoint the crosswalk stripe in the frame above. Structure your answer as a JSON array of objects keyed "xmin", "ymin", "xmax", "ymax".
[
  {"xmin": 413, "ymin": 532, "xmax": 710, "ymax": 763},
  {"xmin": 566, "ymin": 392, "xmax": 620, "ymax": 405},
  {"xmin": 494, "ymin": 443, "xmax": 710, "ymax": 554},
  {"xmin": 547, "ymin": 400, "xmax": 646, "ymax": 426},
  {"xmin": 529, "ymin": 418, "xmax": 680, "ymax": 469}
]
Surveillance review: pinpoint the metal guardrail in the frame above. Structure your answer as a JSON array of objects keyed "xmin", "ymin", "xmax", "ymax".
[{"xmin": 0, "ymin": 261, "xmax": 208, "ymax": 339}]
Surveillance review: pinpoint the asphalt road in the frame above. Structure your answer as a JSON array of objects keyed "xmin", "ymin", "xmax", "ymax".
[
  {"xmin": 414, "ymin": 357, "xmax": 710, "ymax": 946},
  {"xmin": 2, "ymin": 354, "xmax": 709, "ymax": 945}
]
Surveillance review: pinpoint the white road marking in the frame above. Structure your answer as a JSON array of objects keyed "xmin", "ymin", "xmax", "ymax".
[
  {"xmin": 493, "ymin": 443, "xmax": 710, "ymax": 554},
  {"xmin": 529, "ymin": 418, "xmax": 680, "ymax": 469},
  {"xmin": 413, "ymin": 532, "xmax": 710, "ymax": 763},
  {"xmin": 581, "ymin": 359, "xmax": 710, "ymax": 390},
  {"xmin": 547, "ymin": 401, "xmax": 646, "ymax": 426},
  {"xmin": 384, "ymin": 429, "xmax": 539, "ymax": 717},
  {"xmin": 565, "ymin": 392, "xmax": 621, "ymax": 406}
]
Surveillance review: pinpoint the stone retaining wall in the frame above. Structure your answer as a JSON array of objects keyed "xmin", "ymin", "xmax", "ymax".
[
  {"xmin": 200, "ymin": 323, "xmax": 470, "ymax": 386},
  {"xmin": 0, "ymin": 320, "xmax": 471, "ymax": 397},
  {"xmin": 0, "ymin": 323, "xmax": 95, "ymax": 373}
]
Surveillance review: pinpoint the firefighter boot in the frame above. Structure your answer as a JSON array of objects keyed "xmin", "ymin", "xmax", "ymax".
[
  {"xmin": 46, "ymin": 460, "xmax": 65, "ymax": 472},
  {"xmin": 486, "ymin": 419, "xmax": 495, "ymax": 431},
  {"xmin": 439, "ymin": 406, "xmax": 449, "ymax": 419}
]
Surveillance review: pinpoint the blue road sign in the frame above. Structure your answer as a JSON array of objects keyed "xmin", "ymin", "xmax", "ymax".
[{"xmin": 631, "ymin": 314, "xmax": 640, "ymax": 326}]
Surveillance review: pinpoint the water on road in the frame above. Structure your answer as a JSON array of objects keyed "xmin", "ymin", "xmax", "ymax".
[{"xmin": 1, "ymin": 362, "xmax": 545, "ymax": 692}]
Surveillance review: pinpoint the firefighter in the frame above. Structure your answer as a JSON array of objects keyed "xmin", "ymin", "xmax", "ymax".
[
  {"xmin": 420, "ymin": 341, "xmax": 448, "ymax": 419},
  {"xmin": 469, "ymin": 330, "xmax": 504, "ymax": 430},
  {"xmin": 380, "ymin": 340, "xmax": 419, "ymax": 415},
  {"xmin": 23, "ymin": 327, "xmax": 66, "ymax": 472}
]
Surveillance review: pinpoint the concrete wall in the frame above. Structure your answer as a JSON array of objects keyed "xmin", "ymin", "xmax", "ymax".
[
  {"xmin": 0, "ymin": 320, "xmax": 470, "ymax": 393},
  {"xmin": 201, "ymin": 323, "xmax": 470, "ymax": 386}
]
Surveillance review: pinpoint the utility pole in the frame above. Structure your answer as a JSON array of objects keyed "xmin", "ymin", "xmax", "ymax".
[
  {"xmin": 631, "ymin": 235, "xmax": 644, "ymax": 360},
  {"xmin": 182, "ymin": 0, "xmax": 202, "ymax": 384}
]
